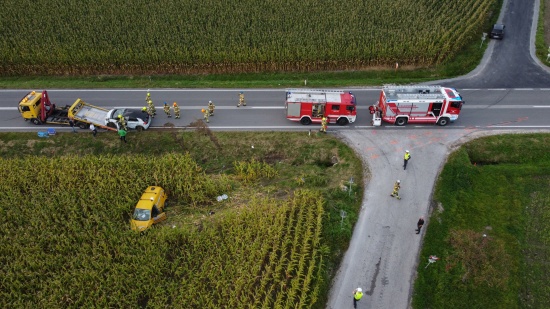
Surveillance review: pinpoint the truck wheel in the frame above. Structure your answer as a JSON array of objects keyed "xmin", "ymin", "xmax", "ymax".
[
  {"xmin": 31, "ymin": 118, "xmax": 42, "ymax": 125},
  {"xmin": 395, "ymin": 117, "xmax": 408, "ymax": 126},
  {"xmin": 337, "ymin": 118, "xmax": 349, "ymax": 126},
  {"xmin": 78, "ymin": 122, "xmax": 89, "ymax": 129},
  {"xmin": 136, "ymin": 126, "xmax": 144, "ymax": 132},
  {"xmin": 300, "ymin": 117, "xmax": 312, "ymax": 125},
  {"xmin": 438, "ymin": 117, "xmax": 450, "ymax": 126}
]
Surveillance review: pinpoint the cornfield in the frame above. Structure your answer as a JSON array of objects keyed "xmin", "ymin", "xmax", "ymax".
[
  {"xmin": 0, "ymin": 153, "xmax": 326, "ymax": 308},
  {"xmin": 0, "ymin": 0, "xmax": 496, "ymax": 75}
]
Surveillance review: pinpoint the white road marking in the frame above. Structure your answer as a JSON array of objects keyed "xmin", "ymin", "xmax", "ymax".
[{"xmin": 488, "ymin": 125, "xmax": 550, "ymax": 128}]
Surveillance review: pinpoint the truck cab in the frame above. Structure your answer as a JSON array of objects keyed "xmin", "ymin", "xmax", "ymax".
[{"xmin": 18, "ymin": 91, "xmax": 55, "ymax": 124}]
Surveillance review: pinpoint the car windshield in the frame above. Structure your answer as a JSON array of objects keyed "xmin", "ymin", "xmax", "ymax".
[
  {"xmin": 111, "ymin": 109, "xmax": 126, "ymax": 120},
  {"xmin": 133, "ymin": 208, "xmax": 151, "ymax": 221}
]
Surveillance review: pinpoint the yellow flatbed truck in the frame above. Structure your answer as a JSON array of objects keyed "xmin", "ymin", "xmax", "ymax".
[{"xmin": 18, "ymin": 90, "xmax": 116, "ymax": 131}]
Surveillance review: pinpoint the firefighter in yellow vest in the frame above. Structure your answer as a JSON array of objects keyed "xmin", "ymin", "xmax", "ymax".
[
  {"xmin": 173, "ymin": 102, "xmax": 180, "ymax": 119},
  {"xmin": 163, "ymin": 102, "xmax": 172, "ymax": 118},
  {"xmin": 147, "ymin": 99, "xmax": 156, "ymax": 116},
  {"xmin": 208, "ymin": 101, "xmax": 215, "ymax": 116},
  {"xmin": 117, "ymin": 114, "xmax": 128, "ymax": 131},
  {"xmin": 403, "ymin": 150, "xmax": 411, "ymax": 170},
  {"xmin": 202, "ymin": 108, "xmax": 209, "ymax": 123},
  {"xmin": 320, "ymin": 117, "xmax": 328, "ymax": 133},
  {"xmin": 145, "ymin": 91, "xmax": 151, "ymax": 103},
  {"xmin": 391, "ymin": 180, "xmax": 401, "ymax": 200},
  {"xmin": 353, "ymin": 287, "xmax": 364, "ymax": 308},
  {"xmin": 238, "ymin": 91, "xmax": 246, "ymax": 107}
]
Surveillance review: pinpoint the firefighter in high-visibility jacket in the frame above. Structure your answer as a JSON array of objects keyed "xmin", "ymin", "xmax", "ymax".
[
  {"xmin": 208, "ymin": 101, "xmax": 215, "ymax": 116},
  {"xmin": 147, "ymin": 99, "xmax": 156, "ymax": 116},
  {"xmin": 238, "ymin": 91, "xmax": 246, "ymax": 107},
  {"xmin": 143, "ymin": 106, "xmax": 153, "ymax": 118},
  {"xmin": 320, "ymin": 117, "xmax": 328, "ymax": 133},
  {"xmin": 163, "ymin": 102, "xmax": 172, "ymax": 118},
  {"xmin": 145, "ymin": 92, "xmax": 151, "ymax": 102},
  {"xmin": 391, "ymin": 180, "xmax": 401, "ymax": 200},
  {"xmin": 202, "ymin": 108, "xmax": 209, "ymax": 123},
  {"xmin": 173, "ymin": 102, "xmax": 180, "ymax": 119},
  {"xmin": 117, "ymin": 114, "xmax": 128, "ymax": 131}
]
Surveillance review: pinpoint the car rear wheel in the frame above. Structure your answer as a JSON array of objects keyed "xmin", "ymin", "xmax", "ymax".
[
  {"xmin": 300, "ymin": 117, "xmax": 312, "ymax": 125},
  {"xmin": 395, "ymin": 117, "xmax": 408, "ymax": 126},
  {"xmin": 136, "ymin": 126, "xmax": 144, "ymax": 132},
  {"xmin": 107, "ymin": 122, "xmax": 117, "ymax": 129},
  {"xmin": 337, "ymin": 117, "xmax": 349, "ymax": 126},
  {"xmin": 438, "ymin": 117, "xmax": 450, "ymax": 126}
]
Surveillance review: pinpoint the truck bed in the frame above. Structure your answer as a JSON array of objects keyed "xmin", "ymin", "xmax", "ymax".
[{"xmin": 73, "ymin": 105, "xmax": 109, "ymax": 124}]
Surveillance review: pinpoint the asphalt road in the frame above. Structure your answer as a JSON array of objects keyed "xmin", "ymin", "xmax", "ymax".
[
  {"xmin": 1, "ymin": 88, "xmax": 549, "ymax": 131},
  {"xmin": 0, "ymin": 0, "xmax": 549, "ymax": 308}
]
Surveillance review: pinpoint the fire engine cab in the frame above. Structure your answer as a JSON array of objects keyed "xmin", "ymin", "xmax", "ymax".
[
  {"xmin": 370, "ymin": 85, "xmax": 464, "ymax": 126},
  {"xmin": 285, "ymin": 89, "xmax": 357, "ymax": 126}
]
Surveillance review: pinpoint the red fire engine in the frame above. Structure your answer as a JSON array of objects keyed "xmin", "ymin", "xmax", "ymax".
[
  {"xmin": 370, "ymin": 85, "xmax": 464, "ymax": 126},
  {"xmin": 285, "ymin": 89, "xmax": 357, "ymax": 126}
]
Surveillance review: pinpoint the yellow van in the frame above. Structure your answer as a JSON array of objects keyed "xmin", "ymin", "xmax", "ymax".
[{"xmin": 130, "ymin": 186, "xmax": 167, "ymax": 232}]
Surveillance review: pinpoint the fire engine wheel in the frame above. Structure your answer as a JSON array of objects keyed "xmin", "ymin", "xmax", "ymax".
[
  {"xmin": 337, "ymin": 118, "xmax": 349, "ymax": 126},
  {"xmin": 300, "ymin": 117, "xmax": 312, "ymax": 125},
  {"xmin": 438, "ymin": 117, "xmax": 450, "ymax": 126},
  {"xmin": 31, "ymin": 118, "xmax": 42, "ymax": 125},
  {"xmin": 78, "ymin": 122, "xmax": 89, "ymax": 129},
  {"xmin": 395, "ymin": 117, "xmax": 408, "ymax": 126}
]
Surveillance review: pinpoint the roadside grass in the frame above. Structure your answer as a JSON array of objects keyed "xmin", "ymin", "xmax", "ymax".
[
  {"xmin": 536, "ymin": 0, "xmax": 550, "ymax": 66},
  {"xmin": 0, "ymin": 128, "xmax": 364, "ymax": 308},
  {"xmin": 413, "ymin": 133, "xmax": 550, "ymax": 309}
]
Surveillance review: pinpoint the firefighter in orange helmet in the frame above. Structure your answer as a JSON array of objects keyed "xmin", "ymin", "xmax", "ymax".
[
  {"xmin": 320, "ymin": 117, "xmax": 328, "ymax": 133},
  {"xmin": 202, "ymin": 108, "xmax": 209, "ymax": 123},
  {"xmin": 173, "ymin": 102, "xmax": 180, "ymax": 119}
]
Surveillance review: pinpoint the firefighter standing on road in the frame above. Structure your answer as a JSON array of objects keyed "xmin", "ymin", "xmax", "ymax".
[
  {"xmin": 163, "ymin": 102, "xmax": 172, "ymax": 118},
  {"xmin": 404, "ymin": 150, "xmax": 411, "ymax": 170},
  {"xmin": 173, "ymin": 102, "xmax": 180, "ymax": 119},
  {"xmin": 147, "ymin": 99, "xmax": 156, "ymax": 117},
  {"xmin": 238, "ymin": 91, "xmax": 246, "ymax": 107},
  {"xmin": 320, "ymin": 117, "xmax": 328, "ymax": 133},
  {"xmin": 208, "ymin": 101, "xmax": 215, "ymax": 116},
  {"xmin": 147, "ymin": 103, "xmax": 156, "ymax": 118},
  {"xmin": 353, "ymin": 287, "xmax": 363, "ymax": 308},
  {"xmin": 202, "ymin": 108, "xmax": 209, "ymax": 123},
  {"xmin": 391, "ymin": 180, "xmax": 401, "ymax": 200},
  {"xmin": 145, "ymin": 91, "xmax": 151, "ymax": 103}
]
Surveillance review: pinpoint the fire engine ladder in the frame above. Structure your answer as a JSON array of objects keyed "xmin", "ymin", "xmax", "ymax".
[
  {"xmin": 384, "ymin": 85, "xmax": 443, "ymax": 94},
  {"xmin": 286, "ymin": 88, "xmax": 345, "ymax": 103}
]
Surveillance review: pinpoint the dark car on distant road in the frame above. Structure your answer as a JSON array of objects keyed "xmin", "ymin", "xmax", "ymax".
[{"xmin": 489, "ymin": 24, "xmax": 505, "ymax": 39}]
